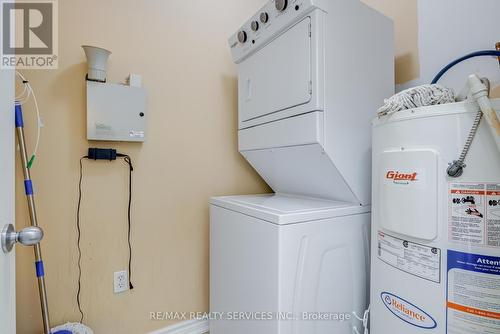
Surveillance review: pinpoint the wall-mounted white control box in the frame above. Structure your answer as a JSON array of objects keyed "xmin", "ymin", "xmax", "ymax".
[{"xmin": 86, "ymin": 80, "xmax": 147, "ymax": 142}]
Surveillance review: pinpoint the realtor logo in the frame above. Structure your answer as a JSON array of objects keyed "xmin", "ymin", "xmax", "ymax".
[{"xmin": 1, "ymin": 0, "xmax": 58, "ymax": 69}]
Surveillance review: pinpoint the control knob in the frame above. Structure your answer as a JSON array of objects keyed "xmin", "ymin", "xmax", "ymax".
[
  {"xmin": 260, "ymin": 12, "xmax": 269, "ymax": 24},
  {"xmin": 251, "ymin": 21, "xmax": 259, "ymax": 32},
  {"xmin": 275, "ymin": 0, "xmax": 288, "ymax": 12},
  {"xmin": 237, "ymin": 31, "xmax": 248, "ymax": 44}
]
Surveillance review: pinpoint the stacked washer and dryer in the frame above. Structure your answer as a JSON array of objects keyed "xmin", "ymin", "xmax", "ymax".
[{"xmin": 210, "ymin": 1, "xmax": 393, "ymax": 333}]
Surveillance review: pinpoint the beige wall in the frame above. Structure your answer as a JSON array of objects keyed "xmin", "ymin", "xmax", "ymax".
[
  {"xmin": 16, "ymin": 1, "xmax": 268, "ymax": 333},
  {"xmin": 16, "ymin": 1, "xmax": 418, "ymax": 333},
  {"xmin": 362, "ymin": 0, "xmax": 500, "ymax": 94},
  {"xmin": 362, "ymin": 0, "xmax": 419, "ymax": 84}
]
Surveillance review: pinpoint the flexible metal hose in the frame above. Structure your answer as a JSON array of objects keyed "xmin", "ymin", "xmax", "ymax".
[
  {"xmin": 447, "ymin": 110, "xmax": 482, "ymax": 178},
  {"xmin": 447, "ymin": 78, "xmax": 490, "ymax": 178},
  {"xmin": 459, "ymin": 111, "xmax": 483, "ymax": 163}
]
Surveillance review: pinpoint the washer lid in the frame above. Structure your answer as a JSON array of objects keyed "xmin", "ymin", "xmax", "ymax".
[{"xmin": 210, "ymin": 194, "xmax": 370, "ymax": 225}]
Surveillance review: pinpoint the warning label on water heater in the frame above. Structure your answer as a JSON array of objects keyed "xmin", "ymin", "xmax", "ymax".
[
  {"xmin": 447, "ymin": 250, "xmax": 500, "ymax": 334},
  {"xmin": 377, "ymin": 232, "xmax": 441, "ymax": 283},
  {"xmin": 486, "ymin": 184, "xmax": 500, "ymax": 247},
  {"xmin": 449, "ymin": 183, "xmax": 500, "ymax": 248}
]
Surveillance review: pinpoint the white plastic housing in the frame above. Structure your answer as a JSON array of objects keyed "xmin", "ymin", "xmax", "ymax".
[{"xmin": 86, "ymin": 81, "xmax": 147, "ymax": 142}]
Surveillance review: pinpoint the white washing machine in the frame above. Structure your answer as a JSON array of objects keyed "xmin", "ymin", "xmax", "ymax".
[
  {"xmin": 210, "ymin": 0, "xmax": 394, "ymax": 333},
  {"xmin": 210, "ymin": 194, "xmax": 370, "ymax": 334}
]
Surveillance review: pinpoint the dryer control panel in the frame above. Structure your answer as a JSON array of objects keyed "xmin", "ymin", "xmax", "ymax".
[{"xmin": 228, "ymin": 0, "xmax": 323, "ymax": 63}]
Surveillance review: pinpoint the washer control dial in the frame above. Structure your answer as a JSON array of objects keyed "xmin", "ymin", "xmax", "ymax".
[
  {"xmin": 260, "ymin": 12, "xmax": 269, "ymax": 24},
  {"xmin": 275, "ymin": 0, "xmax": 288, "ymax": 12},
  {"xmin": 237, "ymin": 31, "xmax": 248, "ymax": 44},
  {"xmin": 251, "ymin": 21, "xmax": 259, "ymax": 32}
]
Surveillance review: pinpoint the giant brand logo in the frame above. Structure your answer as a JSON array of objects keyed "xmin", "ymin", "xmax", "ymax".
[
  {"xmin": 385, "ymin": 170, "xmax": 418, "ymax": 184},
  {"xmin": 386, "ymin": 171, "xmax": 418, "ymax": 181},
  {"xmin": 381, "ymin": 292, "xmax": 437, "ymax": 329}
]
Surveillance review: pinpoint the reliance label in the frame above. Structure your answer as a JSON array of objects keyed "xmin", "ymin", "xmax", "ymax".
[{"xmin": 381, "ymin": 292, "xmax": 437, "ymax": 329}]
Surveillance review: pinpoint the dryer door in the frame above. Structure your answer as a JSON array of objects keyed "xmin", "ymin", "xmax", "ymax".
[{"xmin": 238, "ymin": 16, "xmax": 312, "ymax": 124}]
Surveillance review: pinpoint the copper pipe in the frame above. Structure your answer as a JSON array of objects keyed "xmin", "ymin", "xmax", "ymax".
[{"xmin": 496, "ymin": 42, "xmax": 500, "ymax": 67}]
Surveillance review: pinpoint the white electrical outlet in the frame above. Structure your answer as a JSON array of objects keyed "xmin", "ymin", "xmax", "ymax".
[{"xmin": 114, "ymin": 270, "xmax": 129, "ymax": 294}]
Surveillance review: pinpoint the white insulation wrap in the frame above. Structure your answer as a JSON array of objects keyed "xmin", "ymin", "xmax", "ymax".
[{"xmin": 370, "ymin": 99, "xmax": 500, "ymax": 334}]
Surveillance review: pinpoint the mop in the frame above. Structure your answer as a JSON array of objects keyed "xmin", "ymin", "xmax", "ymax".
[
  {"xmin": 377, "ymin": 84, "xmax": 455, "ymax": 117},
  {"xmin": 50, "ymin": 323, "xmax": 93, "ymax": 334}
]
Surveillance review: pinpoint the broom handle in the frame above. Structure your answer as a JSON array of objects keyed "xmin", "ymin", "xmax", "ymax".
[{"xmin": 15, "ymin": 105, "xmax": 52, "ymax": 334}]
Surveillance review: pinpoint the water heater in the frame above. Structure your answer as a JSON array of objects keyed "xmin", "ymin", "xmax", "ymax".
[{"xmin": 371, "ymin": 100, "xmax": 500, "ymax": 333}]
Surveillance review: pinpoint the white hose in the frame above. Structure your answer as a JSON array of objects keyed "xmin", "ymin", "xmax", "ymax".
[{"xmin": 467, "ymin": 74, "xmax": 500, "ymax": 153}]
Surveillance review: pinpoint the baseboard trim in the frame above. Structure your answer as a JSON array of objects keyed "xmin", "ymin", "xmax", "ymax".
[{"xmin": 148, "ymin": 319, "xmax": 209, "ymax": 334}]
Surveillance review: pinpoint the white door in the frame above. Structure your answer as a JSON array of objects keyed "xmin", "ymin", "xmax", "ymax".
[
  {"xmin": 0, "ymin": 69, "xmax": 16, "ymax": 332},
  {"xmin": 238, "ymin": 16, "xmax": 313, "ymax": 123}
]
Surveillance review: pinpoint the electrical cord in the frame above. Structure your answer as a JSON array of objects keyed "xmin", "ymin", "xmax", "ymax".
[
  {"xmin": 117, "ymin": 153, "xmax": 135, "ymax": 290},
  {"xmin": 15, "ymin": 71, "xmax": 42, "ymax": 169},
  {"xmin": 76, "ymin": 153, "xmax": 135, "ymax": 324},
  {"xmin": 76, "ymin": 156, "xmax": 87, "ymax": 323},
  {"xmin": 353, "ymin": 305, "xmax": 370, "ymax": 334}
]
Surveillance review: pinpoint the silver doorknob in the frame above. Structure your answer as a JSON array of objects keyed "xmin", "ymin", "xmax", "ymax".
[{"xmin": 1, "ymin": 224, "xmax": 44, "ymax": 253}]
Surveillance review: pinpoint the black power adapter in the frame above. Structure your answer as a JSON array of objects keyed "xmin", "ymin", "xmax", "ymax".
[{"xmin": 87, "ymin": 148, "xmax": 117, "ymax": 161}]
